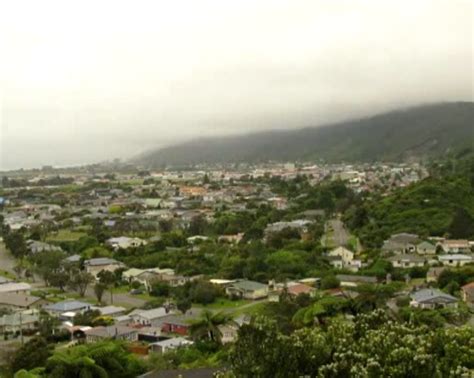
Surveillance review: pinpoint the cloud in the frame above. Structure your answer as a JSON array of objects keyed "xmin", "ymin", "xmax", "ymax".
[{"xmin": 0, "ymin": 0, "xmax": 472, "ymax": 169}]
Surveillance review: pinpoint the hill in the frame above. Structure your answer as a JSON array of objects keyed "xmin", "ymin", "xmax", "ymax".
[
  {"xmin": 343, "ymin": 153, "xmax": 474, "ymax": 248},
  {"xmin": 134, "ymin": 102, "xmax": 474, "ymax": 167}
]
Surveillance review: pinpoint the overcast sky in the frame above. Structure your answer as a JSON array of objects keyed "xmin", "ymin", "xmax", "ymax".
[{"xmin": 0, "ymin": 0, "xmax": 472, "ymax": 170}]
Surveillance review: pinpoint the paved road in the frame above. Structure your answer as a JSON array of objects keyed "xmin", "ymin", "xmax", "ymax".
[{"xmin": 328, "ymin": 219, "xmax": 350, "ymax": 247}]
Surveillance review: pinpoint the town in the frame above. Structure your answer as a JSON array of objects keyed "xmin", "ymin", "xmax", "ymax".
[{"xmin": 0, "ymin": 159, "xmax": 472, "ymax": 377}]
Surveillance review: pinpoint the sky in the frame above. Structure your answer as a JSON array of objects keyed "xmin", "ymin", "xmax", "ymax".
[{"xmin": 0, "ymin": 0, "xmax": 472, "ymax": 170}]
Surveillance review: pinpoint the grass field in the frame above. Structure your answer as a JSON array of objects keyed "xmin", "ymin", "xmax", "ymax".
[{"xmin": 47, "ymin": 229, "xmax": 87, "ymax": 242}]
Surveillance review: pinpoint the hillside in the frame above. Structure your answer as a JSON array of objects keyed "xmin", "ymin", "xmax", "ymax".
[
  {"xmin": 343, "ymin": 154, "xmax": 474, "ymax": 248},
  {"xmin": 134, "ymin": 102, "xmax": 474, "ymax": 167}
]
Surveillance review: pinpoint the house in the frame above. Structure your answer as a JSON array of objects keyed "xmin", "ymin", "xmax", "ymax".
[
  {"xmin": 0, "ymin": 282, "xmax": 31, "ymax": 294},
  {"xmin": 336, "ymin": 274, "xmax": 377, "ymax": 287},
  {"xmin": 388, "ymin": 254, "xmax": 426, "ymax": 268},
  {"xmin": 426, "ymin": 267, "xmax": 446, "ymax": 283},
  {"xmin": 149, "ymin": 337, "xmax": 193, "ymax": 354},
  {"xmin": 85, "ymin": 325, "xmax": 138, "ymax": 343},
  {"xmin": 327, "ymin": 246, "xmax": 362, "ymax": 272},
  {"xmin": 219, "ymin": 324, "xmax": 239, "ymax": 344},
  {"xmin": 264, "ymin": 220, "xmax": 313, "ymax": 238},
  {"xmin": 218, "ymin": 233, "xmax": 244, "ymax": 244},
  {"xmin": 122, "ymin": 268, "xmax": 176, "ymax": 288},
  {"xmin": 84, "ymin": 257, "xmax": 125, "ymax": 279},
  {"xmin": 130, "ymin": 307, "xmax": 173, "ymax": 327},
  {"xmin": 269, "ymin": 281, "xmax": 316, "ymax": 300},
  {"xmin": 27, "ymin": 240, "xmax": 63, "ymax": 254},
  {"xmin": 438, "ymin": 240, "xmax": 471, "ymax": 254},
  {"xmin": 460, "ymin": 282, "xmax": 474, "ymax": 306},
  {"xmin": 416, "ymin": 241, "xmax": 436, "ymax": 255},
  {"xmin": 438, "ymin": 254, "xmax": 473, "ymax": 267},
  {"xmin": 0, "ymin": 293, "xmax": 48, "ymax": 311},
  {"xmin": 225, "ymin": 280, "xmax": 268, "ymax": 300},
  {"xmin": 0, "ymin": 312, "xmax": 39, "ymax": 334},
  {"xmin": 410, "ymin": 288, "xmax": 458, "ymax": 309},
  {"xmin": 160, "ymin": 315, "xmax": 193, "ymax": 336},
  {"xmin": 44, "ymin": 300, "xmax": 91, "ymax": 316},
  {"xmin": 106, "ymin": 236, "xmax": 147, "ymax": 250},
  {"xmin": 91, "ymin": 305, "xmax": 126, "ymax": 317},
  {"xmin": 382, "ymin": 233, "xmax": 420, "ymax": 254}
]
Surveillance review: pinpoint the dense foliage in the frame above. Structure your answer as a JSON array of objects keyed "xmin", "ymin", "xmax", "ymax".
[{"xmin": 230, "ymin": 310, "xmax": 474, "ymax": 378}]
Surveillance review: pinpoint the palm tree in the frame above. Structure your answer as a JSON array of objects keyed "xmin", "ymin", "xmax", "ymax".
[{"xmin": 189, "ymin": 310, "xmax": 236, "ymax": 344}]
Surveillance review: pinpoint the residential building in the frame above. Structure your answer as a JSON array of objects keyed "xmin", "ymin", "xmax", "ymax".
[
  {"xmin": 85, "ymin": 325, "xmax": 138, "ymax": 343},
  {"xmin": 225, "ymin": 280, "xmax": 268, "ymax": 300},
  {"xmin": 388, "ymin": 254, "xmax": 426, "ymax": 268},
  {"xmin": 336, "ymin": 274, "xmax": 377, "ymax": 287},
  {"xmin": 149, "ymin": 337, "xmax": 193, "ymax": 354},
  {"xmin": 84, "ymin": 257, "xmax": 125, "ymax": 279},
  {"xmin": 410, "ymin": 288, "xmax": 458, "ymax": 309},
  {"xmin": 0, "ymin": 293, "xmax": 47, "ymax": 311},
  {"xmin": 438, "ymin": 254, "xmax": 473, "ymax": 267}
]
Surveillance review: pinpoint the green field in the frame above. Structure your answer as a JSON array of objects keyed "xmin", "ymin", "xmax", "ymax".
[{"xmin": 47, "ymin": 229, "xmax": 87, "ymax": 242}]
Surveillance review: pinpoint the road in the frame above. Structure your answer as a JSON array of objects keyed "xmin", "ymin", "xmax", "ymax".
[{"xmin": 328, "ymin": 219, "xmax": 351, "ymax": 247}]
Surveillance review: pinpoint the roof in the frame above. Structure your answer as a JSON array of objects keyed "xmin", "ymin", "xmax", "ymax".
[
  {"xmin": 85, "ymin": 325, "xmax": 138, "ymax": 338},
  {"xmin": 417, "ymin": 241, "xmax": 435, "ymax": 248},
  {"xmin": 85, "ymin": 257, "xmax": 121, "ymax": 266},
  {"xmin": 286, "ymin": 283, "xmax": 315, "ymax": 296},
  {"xmin": 0, "ymin": 293, "xmax": 43, "ymax": 307},
  {"xmin": 0, "ymin": 282, "xmax": 32, "ymax": 293},
  {"xmin": 389, "ymin": 233, "xmax": 420, "ymax": 244},
  {"xmin": 132, "ymin": 307, "xmax": 171, "ymax": 320},
  {"xmin": 388, "ymin": 254, "xmax": 425, "ymax": 263},
  {"xmin": 91, "ymin": 305, "xmax": 126, "ymax": 316},
  {"xmin": 411, "ymin": 289, "xmax": 458, "ymax": 304},
  {"xmin": 45, "ymin": 300, "xmax": 91, "ymax": 312},
  {"xmin": 64, "ymin": 254, "xmax": 81, "ymax": 263},
  {"xmin": 150, "ymin": 337, "xmax": 193, "ymax": 348},
  {"xmin": 336, "ymin": 275, "xmax": 377, "ymax": 284},
  {"xmin": 229, "ymin": 280, "xmax": 267, "ymax": 291},
  {"xmin": 439, "ymin": 254, "xmax": 473, "ymax": 261}
]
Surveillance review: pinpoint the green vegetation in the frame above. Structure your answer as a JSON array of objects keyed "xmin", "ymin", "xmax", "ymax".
[
  {"xmin": 344, "ymin": 156, "xmax": 474, "ymax": 247},
  {"xmin": 230, "ymin": 310, "xmax": 474, "ymax": 377}
]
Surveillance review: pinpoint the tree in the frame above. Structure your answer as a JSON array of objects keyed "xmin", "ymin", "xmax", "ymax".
[
  {"xmin": 449, "ymin": 207, "xmax": 474, "ymax": 238},
  {"xmin": 98, "ymin": 270, "xmax": 117, "ymax": 304},
  {"xmin": 149, "ymin": 281, "xmax": 170, "ymax": 297},
  {"xmin": 10, "ymin": 337, "xmax": 52, "ymax": 373},
  {"xmin": 176, "ymin": 298, "xmax": 192, "ymax": 314},
  {"xmin": 320, "ymin": 275, "xmax": 340, "ymax": 289},
  {"xmin": 189, "ymin": 310, "xmax": 235, "ymax": 344},
  {"xmin": 43, "ymin": 341, "xmax": 145, "ymax": 378},
  {"xmin": 68, "ymin": 270, "xmax": 94, "ymax": 297},
  {"xmin": 48, "ymin": 271, "xmax": 70, "ymax": 292},
  {"xmin": 94, "ymin": 282, "xmax": 107, "ymax": 304}
]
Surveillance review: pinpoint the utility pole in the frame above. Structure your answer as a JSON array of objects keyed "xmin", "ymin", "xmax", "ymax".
[{"xmin": 19, "ymin": 311, "xmax": 24, "ymax": 345}]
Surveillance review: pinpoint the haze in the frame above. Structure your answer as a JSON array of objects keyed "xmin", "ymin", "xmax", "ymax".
[{"xmin": 1, "ymin": 0, "xmax": 472, "ymax": 170}]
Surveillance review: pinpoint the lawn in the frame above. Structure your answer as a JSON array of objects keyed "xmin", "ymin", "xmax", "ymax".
[
  {"xmin": 0, "ymin": 270, "xmax": 16, "ymax": 280},
  {"xmin": 47, "ymin": 229, "xmax": 87, "ymax": 242},
  {"xmin": 194, "ymin": 298, "xmax": 251, "ymax": 310}
]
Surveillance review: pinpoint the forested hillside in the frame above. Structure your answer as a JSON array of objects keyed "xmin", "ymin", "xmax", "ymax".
[
  {"xmin": 344, "ymin": 154, "xmax": 474, "ymax": 247},
  {"xmin": 135, "ymin": 102, "xmax": 474, "ymax": 167}
]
